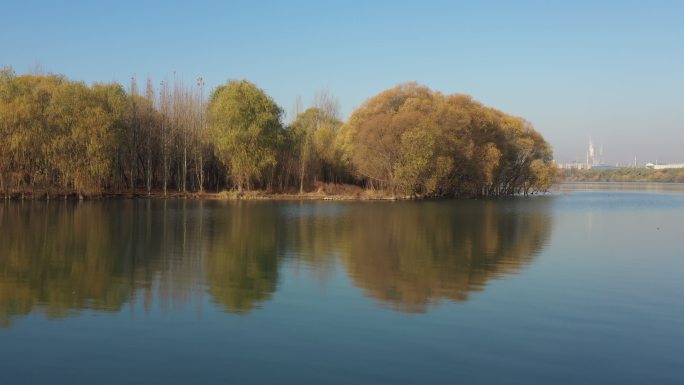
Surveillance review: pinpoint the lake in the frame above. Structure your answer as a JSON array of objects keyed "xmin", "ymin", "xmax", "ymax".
[{"xmin": 1, "ymin": 185, "xmax": 683, "ymax": 384}]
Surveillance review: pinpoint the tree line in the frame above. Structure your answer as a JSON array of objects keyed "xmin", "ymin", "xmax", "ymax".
[
  {"xmin": 0, "ymin": 67, "xmax": 554, "ymax": 199},
  {"xmin": 560, "ymin": 168, "xmax": 684, "ymax": 183}
]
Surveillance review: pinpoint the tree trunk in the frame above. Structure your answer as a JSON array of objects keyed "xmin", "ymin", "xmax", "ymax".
[{"xmin": 183, "ymin": 137, "xmax": 187, "ymax": 193}]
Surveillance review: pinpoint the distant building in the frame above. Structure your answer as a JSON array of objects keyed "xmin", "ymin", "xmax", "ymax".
[
  {"xmin": 586, "ymin": 138, "xmax": 596, "ymax": 167},
  {"xmin": 645, "ymin": 163, "xmax": 684, "ymax": 170},
  {"xmin": 585, "ymin": 138, "xmax": 612, "ymax": 168},
  {"xmin": 557, "ymin": 162, "xmax": 591, "ymax": 170}
]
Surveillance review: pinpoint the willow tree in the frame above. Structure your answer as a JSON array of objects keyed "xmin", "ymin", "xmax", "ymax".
[
  {"xmin": 341, "ymin": 82, "xmax": 553, "ymax": 197},
  {"xmin": 0, "ymin": 73, "xmax": 62, "ymax": 194},
  {"xmin": 0, "ymin": 70, "xmax": 128, "ymax": 196},
  {"xmin": 340, "ymin": 83, "xmax": 449, "ymax": 195},
  {"xmin": 207, "ymin": 80, "xmax": 283, "ymax": 192},
  {"xmin": 0, "ymin": 67, "xmax": 17, "ymax": 196}
]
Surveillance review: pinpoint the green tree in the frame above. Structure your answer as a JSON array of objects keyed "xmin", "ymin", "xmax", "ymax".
[
  {"xmin": 0, "ymin": 67, "xmax": 17, "ymax": 196},
  {"xmin": 208, "ymin": 80, "xmax": 283, "ymax": 192}
]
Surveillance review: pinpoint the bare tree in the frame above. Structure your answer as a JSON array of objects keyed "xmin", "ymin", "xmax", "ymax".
[
  {"xmin": 129, "ymin": 75, "xmax": 139, "ymax": 194},
  {"xmin": 145, "ymin": 76, "xmax": 155, "ymax": 195},
  {"xmin": 159, "ymin": 79, "xmax": 170, "ymax": 196},
  {"xmin": 195, "ymin": 77, "xmax": 206, "ymax": 192},
  {"xmin": 173, "ymin": 74, "xmax": 188, "ymax": 193},
  {"xmin": 313, "ymin": 89, "xmax": 341, "ymax": 120},
  {"xmin": 291, "ymin": 94, "xmax": 303, "ymax": 123}
]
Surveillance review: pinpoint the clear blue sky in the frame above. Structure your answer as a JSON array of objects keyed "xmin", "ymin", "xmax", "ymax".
[{"xmin": 2, "ymin": 0, "xmax": 683, "ymax": 164}]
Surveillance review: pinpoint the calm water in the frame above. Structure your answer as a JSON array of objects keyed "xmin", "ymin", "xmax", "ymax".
[{"xmin": 1, "ymin": 185, "xmax": 683, "ymax": 384}]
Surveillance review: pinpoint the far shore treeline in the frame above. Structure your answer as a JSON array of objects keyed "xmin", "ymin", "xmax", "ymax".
[
  {"xmin": 560, "ymin": 168, "xmax": 684, "ymax": 183},
  {"xmin": 0, "ymin": 67, "xmax": 554, "ymax": 199}
]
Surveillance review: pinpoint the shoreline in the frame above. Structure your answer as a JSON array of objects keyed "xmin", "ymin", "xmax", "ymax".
[
  {"xmin": 0, "ymin": 191, "xmax": 553, "ymax": 202},
  {"xmin": 7, "ymin": 181, "xmax": 684, "ymax": 202},
  {"xmin": 0, "ymin": 190, "xmax": 403, "ymax": 202}
]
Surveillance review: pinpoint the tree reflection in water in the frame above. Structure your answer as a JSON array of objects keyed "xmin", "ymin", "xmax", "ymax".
[
  {"xmin": 336, "ymin": 201, "xmax": 552, "ymax": 312},
  {"xmin": 0, "ymin": 198, "xmax": 552, "ymax": 326}
]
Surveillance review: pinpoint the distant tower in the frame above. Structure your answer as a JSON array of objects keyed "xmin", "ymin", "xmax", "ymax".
[
  {"xmin": 587, "ymin": 138, "xmax": 596, "ymax": 167},
  {"xmin": 599, "ymin": 145, "xmax": 603, "ymax": 165}
]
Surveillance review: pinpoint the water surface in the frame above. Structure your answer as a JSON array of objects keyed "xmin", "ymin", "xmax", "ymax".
[{"xmin": 1, "ymin": 189, "xmax": 683, "ymax": 384}]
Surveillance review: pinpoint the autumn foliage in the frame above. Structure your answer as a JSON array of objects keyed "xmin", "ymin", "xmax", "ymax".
[
  {"xmin": 340, "ymin": 83, "xmax": 554, "ymax": 197},
  {"xmin": 0, "ymin": 67, "xmax": 553, "ymax": 199}
]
